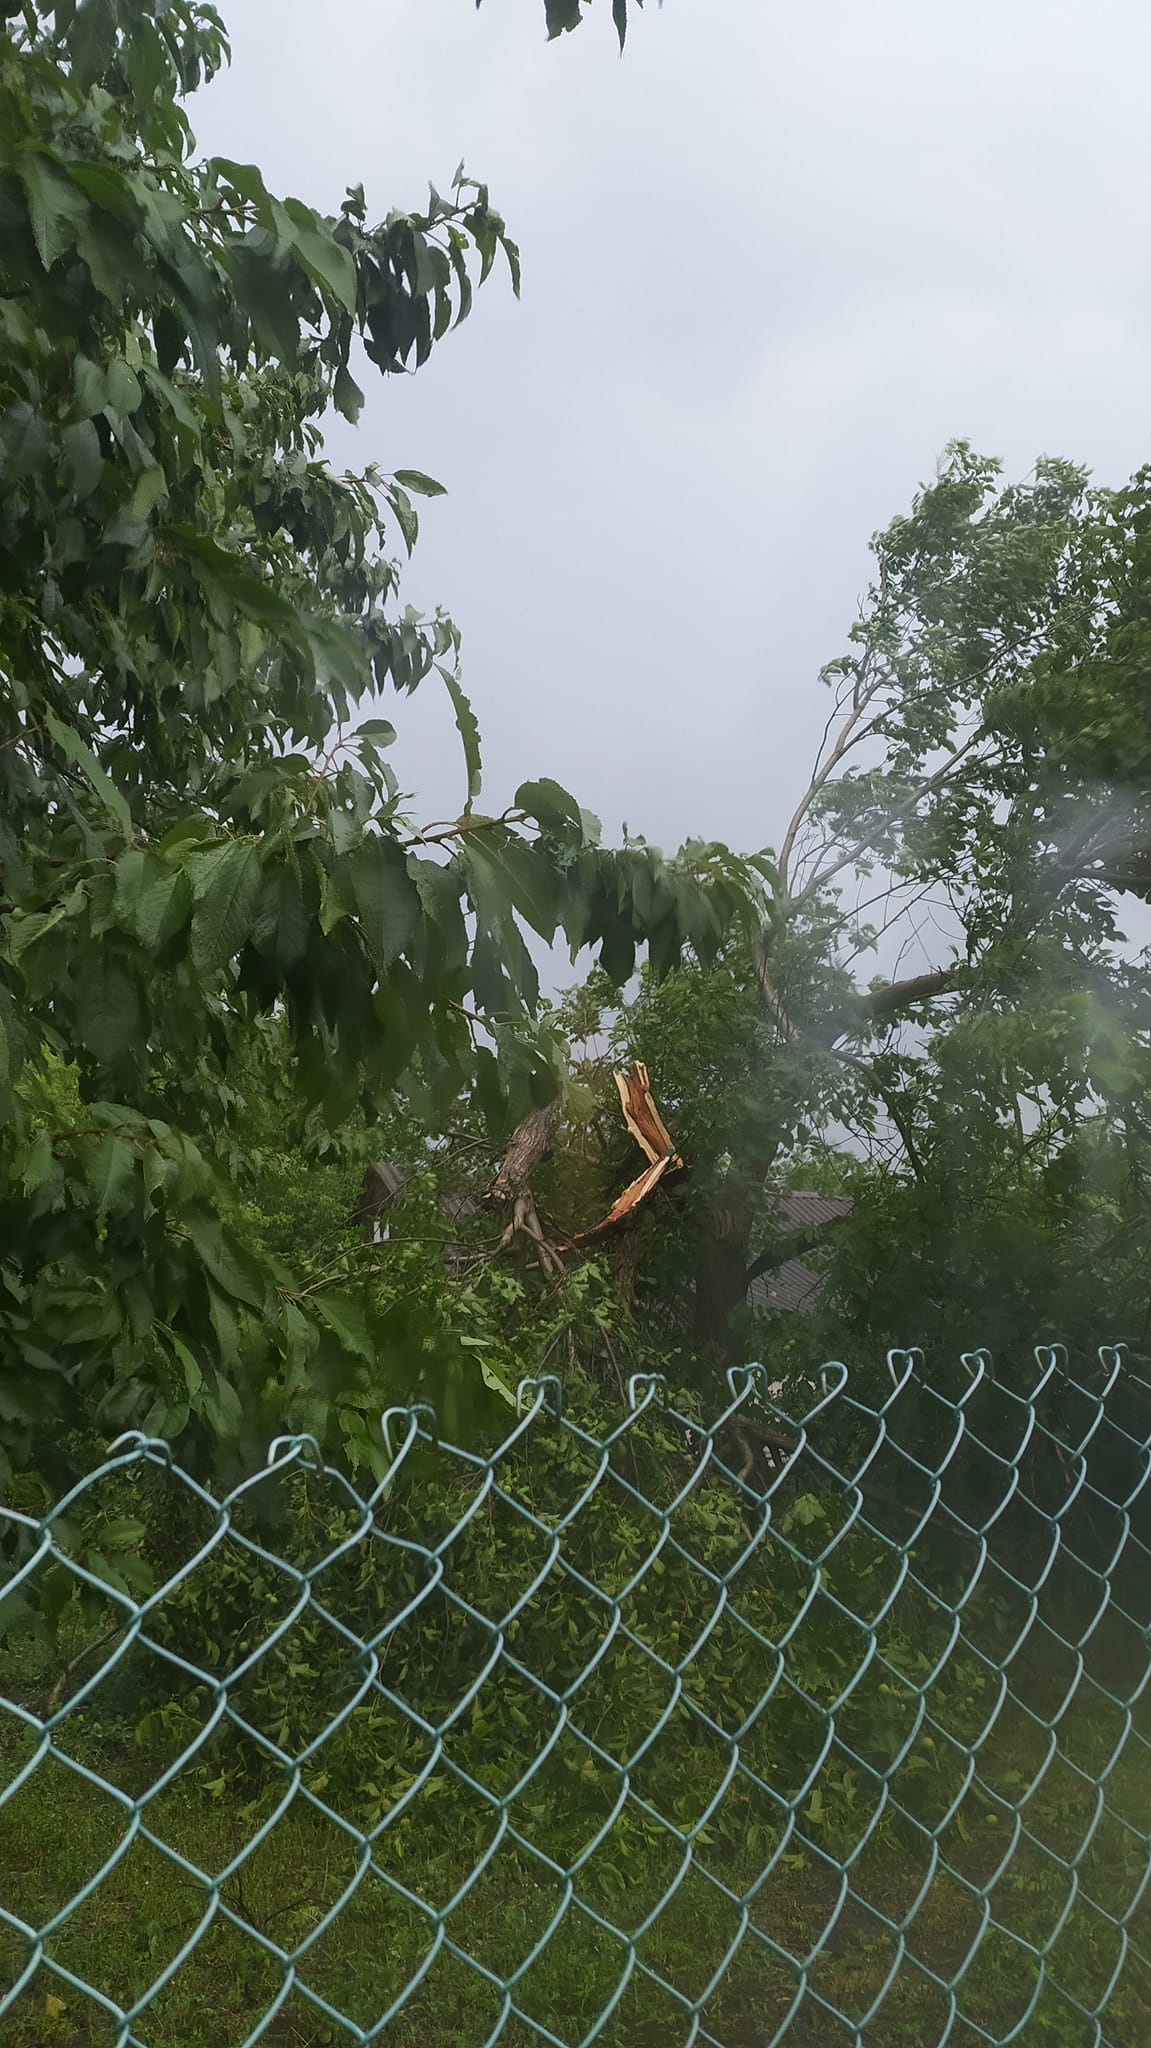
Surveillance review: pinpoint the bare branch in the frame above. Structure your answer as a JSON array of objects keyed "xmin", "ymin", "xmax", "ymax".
[
  {"xmin": 830, "ymin": 1045, "xmax": 926, "ymax": 1181},
  {"xmin": 788, "ymin": 732, "xmax": 987, "ymax": 913}
]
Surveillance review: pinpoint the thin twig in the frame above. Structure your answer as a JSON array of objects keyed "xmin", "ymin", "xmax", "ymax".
[{"xmin": 46, "ymin": 1621, "xmax": 123, "ymax": 1714}]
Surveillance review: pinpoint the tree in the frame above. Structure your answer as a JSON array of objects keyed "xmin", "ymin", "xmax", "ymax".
[
  {"xmin": 0, "ymin": 0, "xmax": 764, "ymax": 1491},
  {"xmin": 477, "ymin": 447, "xmax": 1151, "ymax": 1378}
]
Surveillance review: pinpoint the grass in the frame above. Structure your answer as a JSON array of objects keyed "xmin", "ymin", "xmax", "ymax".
[
  {"xmin": 4, "ymin": 1397, "xmax": 1151, "ymax": 2046},
  {"xmin": 2, "ymin": 1647, "xmax": 1151, "ymax": 2048}
]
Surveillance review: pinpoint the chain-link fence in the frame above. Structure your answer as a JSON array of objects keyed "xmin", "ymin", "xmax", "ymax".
[{"xmin": 2, "ymin": 1347, "xmax": 1151, "ymax": 2046}]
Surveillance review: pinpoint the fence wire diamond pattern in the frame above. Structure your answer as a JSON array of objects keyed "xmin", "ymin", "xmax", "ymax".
[{"xmin": 2, "ymin": 1347, "xmax": 1151, "ymax": 2046}]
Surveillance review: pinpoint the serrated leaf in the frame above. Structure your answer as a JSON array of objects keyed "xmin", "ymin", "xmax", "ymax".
[
  {"xmin": 393, "ymin": 469, "xmax": 447, "ymax": 498},
  {"xmin": 225, "ymin": 242, "xmax": 300, "ymax": 365},
  {"xmin": 60, "ymin": 418, "xmax": 103, "ymax": 501},
  {"xmin": 441, "ymin": 668, "xmax": 482, "ymax": 809},
  {"xmin": 188, "ymin": 842, "xmax": 263, "ymax": 972},
  {"xmin": 409, "ymin": 854, "xmax": 468, "ymax": 976},
  {"xmin": 141, "ymin": 1142, "xmax": 170, "ymax": 1214},
  {"xmin": 4, "ymin": 894, "xmax": 78, "ymax": 962},
  {"xmin": 315, "ymin": 1291, "xmax": 373, "ymax": 1359},
  {"xmin": 116, "ymin": 850, "xmax": 192, "ymax": 952},
  {"xmin": 515, "ymin": 778, "xmax": 583, "ymax": 840},
  {"xmin": 333, "ymin": 365, "xmax": 364, "ymax": 422},
  {"xmin": 45, "ymin": 711, "xmax": 132, "ymax": 841},
  {"xmin": 468, "ymin": 835, "xmax": 558, "ymax": 942},
  {"xmin": 282, "ymin": 198, "xmax": 358, "ymax": 312},
  {"xmin": 210, "ymin": 157, "xmax": 273, "ymax": 212},
  {"xmin": 388, "ymin": 483, "xmax": 418, "ymax": 553},
  {"xmin": 183, "ymin": 1209, "xmax": 267, "ymax": 1310},
  {"xmin": 79, "ymin": 955, "xmax": 143, "ymax": 1067},
  {"xmin": 345, "ymin": 838, "xmax": 420, "ymax": 967},
  {"xmin": 168, "ymin": 1333, "xmax": 203, "ymax": 1398},
  {"xmin": 130, "ymin": 464, "xmax": 168, "ymax": 520},
  {"xmin": 544, "ymin": 0, "xmax": 584, "ymax": 36},
  {"xmin": 67, "ymin": 0, "xmax": 114, "ymax": 88},
  {"xmin": 200, "ymin": 1371, "xmax": 244, "ymax": 1439},
  {"xmin": 0, "ymin": 400, "xmax": 49, "ymax": 480},
  {"xmin": 104, "ymin": 356, "xmax": 142, "ymax": 419},
  {"xmin": 17, "ymin": 150, "xmax": 90, "ymax": 271},
  {"xmin": 479, "ymin": 1356, "xmax": 517, "ymax": 1405},
  {"xmin": 82, "ymin": 1133, "xmax": 137, "ymax": 1216},
  {"xmin": 20, "ymin": 1130, "xmax": 56, "ymax": 1195},
  {"xmin": 69, "ymin": 354, "xmax": 107, "ymax": 421}
]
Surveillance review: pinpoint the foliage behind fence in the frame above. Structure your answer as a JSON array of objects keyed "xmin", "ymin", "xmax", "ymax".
[{"xmin": 2, "ymin": 1348, "xmax": 1151, "ymax": 2046}]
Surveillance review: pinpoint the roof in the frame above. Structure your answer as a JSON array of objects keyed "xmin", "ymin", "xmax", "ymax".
[
  {"xmin": 747, "ymin": 1192, "xmax": 854, "ymax": 1317},
  {"xmin": 747, "ymin": 1259, "xmax": 827, "ymax": 1315},
  {"xmin": 764, "ymin": 1191, "xmax": 853, "ymax": 1232}
]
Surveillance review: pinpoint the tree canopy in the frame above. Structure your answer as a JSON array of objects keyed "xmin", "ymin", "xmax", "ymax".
[
  {"xmin": 3, "ymin": 0, "xmax": 1149, "ymax": 1515},
  {"xmin": 525, "ymin": 447, "xmax": 1151, "ymax": 1380},
  {"xmin": 0, "ymin": 0, "xmax": 764, "ymax": 1491}
]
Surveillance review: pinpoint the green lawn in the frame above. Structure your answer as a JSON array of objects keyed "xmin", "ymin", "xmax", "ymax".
[
  {"xmin": 3, "ymin": 1428, "xmax": 1150, "ymax": 2046},
  {"xmin": 2, "ymin": 1667, "xmax": 1150, "ymax": 2048}
]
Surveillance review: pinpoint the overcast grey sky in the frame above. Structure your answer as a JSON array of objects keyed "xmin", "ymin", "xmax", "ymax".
[{"xmin": 194, "ymin": 0, "xmax": 1151, "ymax": 862}]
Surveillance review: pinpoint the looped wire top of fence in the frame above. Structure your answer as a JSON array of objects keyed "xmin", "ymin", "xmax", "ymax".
[{"xmin": 2, "ymin": 1344, "xmax": 1151, "ymax": 2048}]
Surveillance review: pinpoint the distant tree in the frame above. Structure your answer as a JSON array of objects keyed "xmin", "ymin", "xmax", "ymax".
[{"xmin": 479, "ymin": 449, "xmax": 1151, "ymax": 1376}]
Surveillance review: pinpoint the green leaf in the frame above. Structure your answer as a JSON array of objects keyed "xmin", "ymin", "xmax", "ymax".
[
  {"xmin": 79, "ymin": 956, "xmax": 143, "ymax": 1067},
  {"xmin": 168, "ymin": 1333, "xmax": 203, "ymax": 1399},
  {"xmin": 20, "ymin": 1131, "xmax": 56, "ymax": 1196},
  {"xmin": 333, "ymin": 365, "xmax": 364, "ymax": 423},
  {"xmin": 409, "ymin": 854, "xmax": 468, "ymax": 977},
  {"xmin": 388, "ymin": 483, "xmax": 418, "ymax": 553},
  {"xmin": 69, "ymin": 354, "xmax": 108, "ymax": 422},
  {"xmin": 200, "ymin": 1371, "xmax": 244, "ymax": 1440},
  {"xmin": 188, "ymin": 842, "xmax": 263, "ymax": 972},
  {"xmin": 281, "ymin": 197, "xmax": 358, "ymax": 312},
  {"xmin": 67, "ymin": 0, "xmax": 114, "ymax": 88},
  {"xmin": 345, "ymin": 839, "xmax": 420, "ymax": 967},
  {"xmin": 183, "ymin": 1209, "xmax": 267, "ymax": 1310},
  {"xmin": 104, "ymin": 356, "xmax": 142, "ymax": 419},
  {"xmin": 315, "ymin": 1292, "xmax": 373, "ymax": 1359},
  {"xmin": 224, "ymin": 242, "xmax": 300, "ymax": 365},
  {"xmin": 393, "ymin": 469, "xmax": 447, "ymax": 498},
  {"xmin": 16, "ymin": 150, "xmax": 90, "ymax": 270},
  {"xmin": 467, "ymin": 835, "xmax": 558, "ymax": 942},
  {"xmin": 4, "ymin": 892, "xmax": 79, "ymax": 963},
  {"xmin": 515, "ymin": 778, "xmax": 583, "ymax": 840},
  {"xmin": 141, "ymin": 1142, "xmax": 170, "ymax": 1214},
  {"xmin": 99, "ymin": 1517, "xmax": 148, "ymax": 1551},
  {"xmin": 130, "ymin": 465, "xmax": 168, "ymax": 520},
  {"xmin": 45, "ymin": 711, "xmax": 132, "ymax": 841},
  {"xmin": 441, "ymin": 668, "xmax": 483, "ymax": 808},
  {"xmin": 60, "ymin": 419, "xmax": 103, "ymax": 501},
  {"xmin": 82, "ymin": 1133, "xmax": 137, "ymax": 1216},
  {"xmin": 0, "ymin": 401, "xmax": 49, "ymax": 480},
  {"xmin": 116, "ymin": 852, "xmax": 192, "ymax": 952},
  {"xmin": 210, "ymin": 157, "xmax": 274, "ymax": 212}
]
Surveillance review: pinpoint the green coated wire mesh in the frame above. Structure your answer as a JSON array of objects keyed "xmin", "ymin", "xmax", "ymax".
[{"xmin": 2, "ymin": 1346, "xmax": 1151, "ymax": 2047}]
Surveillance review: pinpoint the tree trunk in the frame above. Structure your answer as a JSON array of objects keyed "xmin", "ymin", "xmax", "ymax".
[
  {"xmin": 483, "ymin": 1102, "xmax": 561, "ymax": 1207},
  {"xmin": 692, "ymin": 1196, "xmax": 754, "ymax": 1362}
]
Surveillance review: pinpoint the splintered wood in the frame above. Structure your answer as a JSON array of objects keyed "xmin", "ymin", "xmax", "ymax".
[{"xmin": 568, "ymin": 1062, "xmax": 683, "ymax": 1244}]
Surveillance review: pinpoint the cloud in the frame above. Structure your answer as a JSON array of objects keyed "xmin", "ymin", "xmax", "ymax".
[{"xmin": 195, "ymin": 0, "xmax": 1151, "ymax": 859}]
